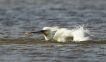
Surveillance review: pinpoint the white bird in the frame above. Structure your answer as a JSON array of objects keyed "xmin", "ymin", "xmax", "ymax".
[
  {"xmin": 53, "ymin": 28, "xmax": 74, "ymax": 42},
  {"xmin": 25, "ymin": 26, "xmax": 93, "ymax": 42},
  {"xmin": 53, "ymin": 26, "xmax": 92, "ymax": 42}
]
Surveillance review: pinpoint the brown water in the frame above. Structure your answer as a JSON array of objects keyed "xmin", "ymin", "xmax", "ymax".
[{"xmin": 0, "ymin": 0, "xmax": 106, "ymax": 62}]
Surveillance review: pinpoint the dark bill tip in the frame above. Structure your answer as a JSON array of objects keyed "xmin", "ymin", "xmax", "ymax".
[{"xmin": 30, "ymin": 30, "xmax": 45, "ymax": 34}]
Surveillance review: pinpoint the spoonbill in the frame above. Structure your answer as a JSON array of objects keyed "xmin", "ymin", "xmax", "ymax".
[
  {"xmin": 25, "ymin": 26, "xmax": 59, "ymax": 42},
  {"xmin": 24, "ymin": 26, "xmax": 93, "ymax": 42}
]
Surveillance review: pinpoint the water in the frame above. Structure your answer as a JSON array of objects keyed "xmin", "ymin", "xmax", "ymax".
[
  {"xmin": 0, "ymin": 43, "xmax": 106, "ymax": 62},
  {"xmin": 0, "ymin": 0, "xmax": 106, "ymax": 62}
]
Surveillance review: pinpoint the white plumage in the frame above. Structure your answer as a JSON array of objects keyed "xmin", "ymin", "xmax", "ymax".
[
  {"xmin": 26, "ymin": 26, "xmax": 94, "ymax": 42},
  {"xmin": 41, "ymin": 26, "xmax": 93, "ymax": 42}
]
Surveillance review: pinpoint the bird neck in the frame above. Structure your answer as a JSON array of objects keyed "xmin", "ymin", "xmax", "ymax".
[{"xmin": 44, "ymin": 31, "xmax": 53, "ymax": 41}]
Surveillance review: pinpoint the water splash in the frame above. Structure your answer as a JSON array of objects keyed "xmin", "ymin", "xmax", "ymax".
[
  {"xmin": 71, "ymin": 25, "xmax": 93, "ymax": 42},
  {"xmin": 53, "ymin": 25, "xmax": 94, "ymax": 42}
]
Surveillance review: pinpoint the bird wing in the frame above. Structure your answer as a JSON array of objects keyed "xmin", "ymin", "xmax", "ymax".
[{"xmin": 53, "ymin": 28, "xmax": 67, "ymax": 41}]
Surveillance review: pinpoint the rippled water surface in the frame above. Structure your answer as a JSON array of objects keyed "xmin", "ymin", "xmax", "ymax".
[
  {"xmin": 0, "ymin": 0, "xmax": 106, "ymax": 62},
  {"xmin": 0, "ymin": 43, "xmax": 106, "ymax": 62}
]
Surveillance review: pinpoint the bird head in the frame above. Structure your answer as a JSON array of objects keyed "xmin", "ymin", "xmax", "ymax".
[{"xmin": 24, "ymin": 26, "xmax": 59, "ymax": 41}]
